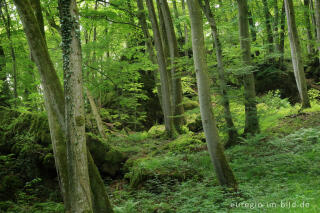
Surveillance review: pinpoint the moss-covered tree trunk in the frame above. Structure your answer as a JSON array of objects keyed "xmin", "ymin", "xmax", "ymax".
[
  {"xmin": 59, "ymin": 1, "xmax": 94, "ymax": 211},
  {"xmin": 159, "ymin": 0, "xmax": 185, "ymax": 131},
  {"xmin": 187, "ymin": 0, "xmax": 237, "ymax": 190},
  {"xmin": 284, "ymin": 0, "xmax": 311, "ymax": 108},
  {"xmin": 13, "ymin": 1, "xmax": 113, "ymax": 212},
  {"xmin": 146, "ymin": 0, "xmax": 176, "ymax": 137},
  {"xmin": 237, "ymin": 0, "xmax": 260, "ymax": 135},
  {"xmin": 198, "ymin": 0, "xmax": 239, "ymax": 148}
]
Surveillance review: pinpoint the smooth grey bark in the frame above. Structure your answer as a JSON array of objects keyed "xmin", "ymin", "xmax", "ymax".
[
  {"xmin": 198, "ymin": 0, "xmax": 239, "ymax": 148},
  {"xmin": 156, "ymin": 0, "xmax": 173, "ymax": 102},
  {"xmin": 187, "ymin": 0, "xmax": 237, "ymax": 189},
  {"xmin": 13, "ymin": 1, "xmax": 114, "ymax": 212},
  {"xmin": 159, "ymin": 0, "xmax": 185, "ymax": 130},
  {"xmin": 314, "ymin": 0, "xmax": 320, "ymax": 61},
  {"xmin": 136, "ymin": 0, "xmax": 163, "ymax": 108},
  {"xmin": 304, "ymin": 0, "xmax": 315, "ymax": 55},
  {"xmin": 237, "ymin": 0, "xmax": 260, "ymax": 135},
  {"xmin": 284, "ymin": 0, "xmax": 311, "ymax": 108},
  {"xmin": 146, "ymin": 0, "xmax": 176, "ymax": 137},
  {"xmin": 262, "ymin": 0, "xmax": 274, "ymax": 55}
]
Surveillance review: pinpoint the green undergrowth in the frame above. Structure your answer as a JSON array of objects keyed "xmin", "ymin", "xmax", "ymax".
[
  {"xmin": 2, "ymin": 90, "xmax": 320, "ymax": 212},
  {"xmin": 108, "ymin": 90, "xmax": 320, "ymax": 212},
  {"xmin": 110, "ymin": 125, "xmax": 320, "ymax": 213}
]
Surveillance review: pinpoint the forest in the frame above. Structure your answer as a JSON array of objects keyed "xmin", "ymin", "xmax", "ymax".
[{"xmin": 0, "ymin": 0, "xmax": 320, "ymax": 212}]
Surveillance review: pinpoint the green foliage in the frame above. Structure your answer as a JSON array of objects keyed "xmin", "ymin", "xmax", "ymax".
[
  {"xmin": 147, "ymin": 125, "xmax": 165, "ymax": 138},
  {"xmin": 166, "ymin": 133, "xmax": 205, "ymax": 154}
]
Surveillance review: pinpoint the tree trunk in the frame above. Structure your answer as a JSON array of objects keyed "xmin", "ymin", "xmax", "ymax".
[
  {"xmin": 85, "ymin": 87, "xmax": 107, "ymax": 139},
  {"xmin": 314, "ymin": 0, "xmax": 320, "ymax": 62},
  {"xmin": 248, "ymin": 10, "xmax": 257, "ymax": 43},
  {"xmin": 172, "ymin": 0, "xmax": 183, "ymax": 41},
  {"xmin": 284, "ymin": 0, "xmax": 311, "ymax": 108},
  {"xmin": 273, "ymin": 0, "xmax": 280, "ymax": 53},
  {"xmin": 262, "ymin": 0, "xmax": 274, "ymax": 55},
  {"xmin": 187, "ymin": 0, "xmax": 237, "ymax": 190},
  {"xmin": 199, "ymin": 0, "xmax": 239, "ymax": 148},
  {"xmin": 310, "ymin": 0, "xmax": 318, "ymax": 37},
  {"xmin": 146, "ymin": 0, "xmax": 176, "ymax": 137},
  {"xmin": 136, "ymin": 0, "xmax": 163, "ymax": 110},
  {"xmin": 181, "ymin": 0, "xmax": 189, "ymax": 57},
  {"xmin": 159, "ymin": 0, "xmax": 185, "ymax": 131},
  {"xmin": 237, "ymin": 0, "xmax": 260, "ymax": 135},
  {"xmin": 13, "ymin": 1, "xmax": 114, "ymax": 212},
  {"xmin": 304, "ymin": 0, "xmax": 315, "ymax": 55},
  {"xmin": 59, "ymin": 1, "xmax": 93, "ymax": 211},
  {"xmin": 279, "ymin": 0, "xmax": 286, "ymax": 65}
]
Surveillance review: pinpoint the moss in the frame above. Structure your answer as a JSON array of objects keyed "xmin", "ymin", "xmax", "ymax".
[
  {"xmin": 183, "ymin": 98, "xmax": 199, "ymax": 111},
  {"xmin": 75, "ymin": 115, "xmax": 85, "ymax": 126},
  {"xmin": 124, "ymin": 155, "xmax": 201, "ymax": 189},
  {"xmin": 147, "ymin": 125, "xmax": 165, "ymax": 137},
  {"xmin": 186, "ymin": 115, "xmax": 203, "ymax": 132},
  {"xmin": 86, "ymin": 133, "xmax": 127, "ymax": 177},
  {"xmin": 166, "ymin": 134, "xmax": 206, "ymax": 154}
]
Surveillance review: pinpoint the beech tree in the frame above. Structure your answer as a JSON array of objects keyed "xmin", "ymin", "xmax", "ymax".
[
  {"xmin": 13, "ymin": 0, "xmax": 113, "ymax": 212},
  {"xmin": 59, "ymin": 0, "xmax": 93, "ymax": 210},
  {"xmin": 187, "ymin": 0, "xmax": 237, "ymax": 189},
  {"xmin": 237, "ymin": 0, "xmax": 260, "ymax": 135},
  {"xmin": 158, "ymin": 0, "xmax": 185, "ymax": 131},
  {"xmin": 146, "ymin": 0, "xmax": 176, "ymax": 137},
  {"xmin": 284, "ymin": 0, "xmax": 311, "ymax": 108},
  {"xmin": 198, "ymin": 0, "xmax": 239, "ymax": 147}
]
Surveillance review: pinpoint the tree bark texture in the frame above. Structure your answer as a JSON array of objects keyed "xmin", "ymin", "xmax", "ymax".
[
  {"xmin": 187, "ymin": 0, "xmax": 237, "ymax": 190},
  {"xmin": 284, "ymin": 0, "xmax": 311, "ymax": 108},
  {"xmin": 237, "ymin": 0, "xmax": 260, "ymax": 135},
  {"xmin": 146, "ymin": 0, "xmax": 176, "ymax": 137},
  {"xmin": 199, "ymin": 0, "xmax": 239, "ymax": 148}
]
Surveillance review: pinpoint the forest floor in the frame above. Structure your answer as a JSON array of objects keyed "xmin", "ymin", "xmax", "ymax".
[
  {"xmin": 2, "ymin": 91, "xmax": 320, "ymax": 213},
  {"xmin": 105, "ymin": 92, "xmax": 320, "ymax": 213}
]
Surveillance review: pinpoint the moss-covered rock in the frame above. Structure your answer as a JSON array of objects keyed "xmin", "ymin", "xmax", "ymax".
[
  {"xmin": 187, "ymin": 115, "xmax": 203, "ymax": 132},
  {"xmin": 183, "ymin": 98, "xmax": 199, "ymax": 111},
  {"xmin": 124, "ymin": 155, "xmax": 202, "ymax": 189},
  {"xmin": 166, "ymin": 134, "xmax": 206, "ymax": 154},
  {"xmin": 86, "ymin": 133, "xmax": 127, "ymax": 177},
  {"xmin": 147, "ymin": 125, "xmax": 165, "ymax": 138}
]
